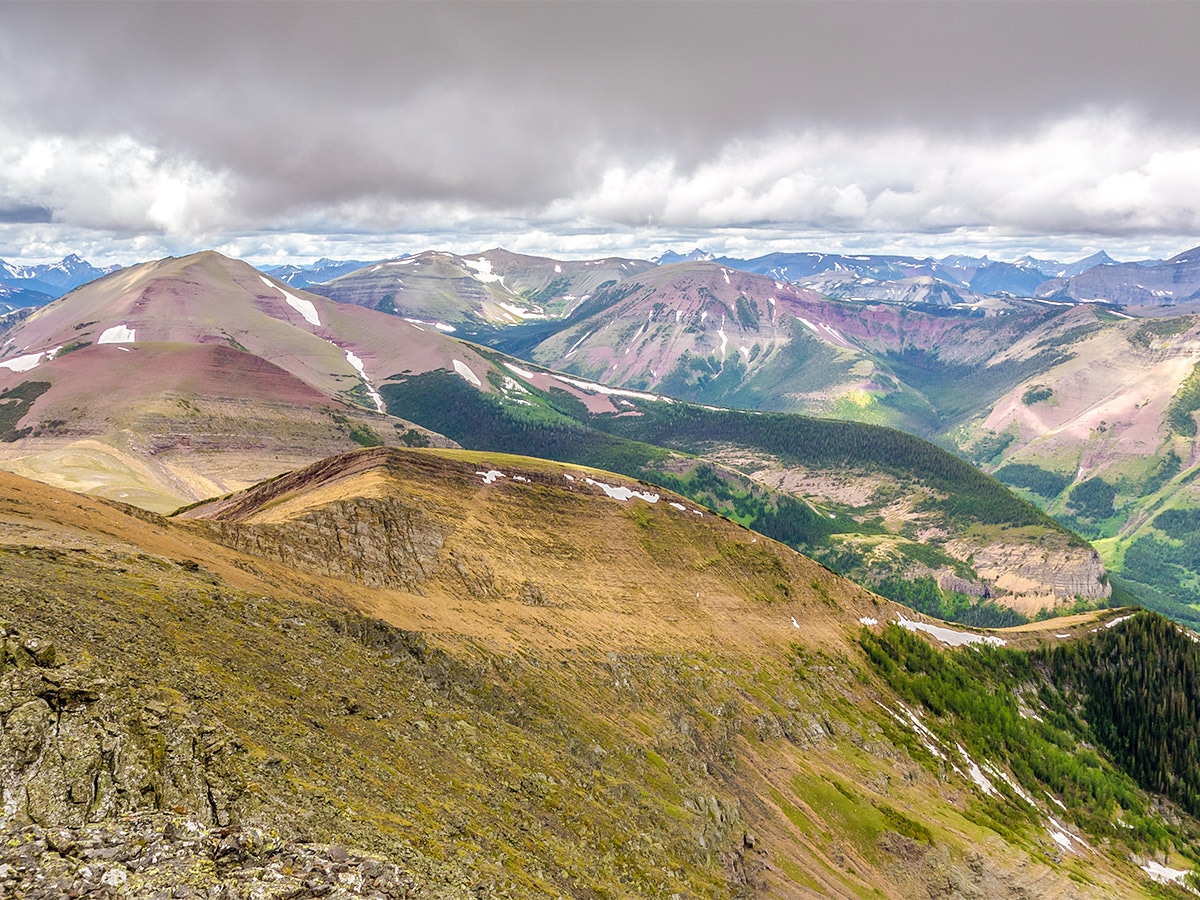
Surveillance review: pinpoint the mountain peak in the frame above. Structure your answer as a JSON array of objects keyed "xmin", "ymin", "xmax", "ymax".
[{"xmin": 654, "ymin": 248, "xmax": 715, "ymax": 265}]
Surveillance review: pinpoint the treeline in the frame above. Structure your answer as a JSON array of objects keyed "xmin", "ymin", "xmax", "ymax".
[
  {"xmin": 1121, "ymin": 531, "xmax": 1200, "ymax": 626},
  {"xmin": 377, "ymin": 370, "xmax": 670, "ymax": 478},
  {"xmin": 993, "ymin": 462, "xmax": 1068, "ymax": 499},
  {"xmin": 591, "ymin": 402, "xmax": 1077, "ymax": 537},
  {"xmin": 860, "ymin": 623, "xmax": 1173, "ymax": 848},
  {"xmin": 872, "ymin": 576, "xmax": 1027, "ymax": 628},
  {"xmin": 1040, "ymin": 612, "xmax": 1200, "ymax": 819}
]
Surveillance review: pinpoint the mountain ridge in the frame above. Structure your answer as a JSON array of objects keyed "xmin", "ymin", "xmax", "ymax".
[{"xmin": 2, "ymin": 448, "xmax": 1197, "ymax": 897}]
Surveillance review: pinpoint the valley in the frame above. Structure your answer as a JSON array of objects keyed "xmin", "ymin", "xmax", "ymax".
[{"xmin": 6, "ymin": 6, "xmax": 1198, "ymax": 897}]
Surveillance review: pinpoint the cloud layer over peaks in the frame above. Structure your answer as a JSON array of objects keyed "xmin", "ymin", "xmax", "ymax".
[{"xmin": 1, "ymin": 2, "xmax": 1199, "ymax": 263}]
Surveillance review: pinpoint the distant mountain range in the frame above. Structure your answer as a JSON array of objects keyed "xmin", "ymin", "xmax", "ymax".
[
  {"xmin": 262, "ymin": 257, "xmax": 379, "ymax": 289},
  {"xmin": 0, "ymin": 253, "xmax": 121, "ymax": 300},
  {"xmin": 0, "ymin": 244, "xmax": 1184, "ymax": 315}
]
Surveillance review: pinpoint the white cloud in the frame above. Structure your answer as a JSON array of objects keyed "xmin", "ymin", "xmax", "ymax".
[
  {"xmin": 0, "ymin": 126, "xmax": 231, "ymax": 237},
  {"xmin": 557, "ymin": 115, "xmax": 1200, "ymax": 241},
  {"xmin": 2, "ymin": 113, "xmax": 1199, "ymax": 267}
]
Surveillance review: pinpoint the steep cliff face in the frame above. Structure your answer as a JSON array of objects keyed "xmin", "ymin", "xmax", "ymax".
[
  {"xmin": 200, "ymin": 496, "xmax": 450, "ymax": 592},
  {"xmin": 945, "ymin": 539, "xmax": 1111, "ymax": 613},
  {"xmin": 710, "ymin": 450, "xmax": 1110, "ymax": 613},
  {"xmin": 0, "ymin": 624, "xmax": 243, "ymax": 831}
]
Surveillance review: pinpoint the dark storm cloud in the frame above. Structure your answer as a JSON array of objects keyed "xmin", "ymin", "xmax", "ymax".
[
  {"xmin": 0, "ymin": 204, "xmax": 53, "ymax": 225},
  {"xmin": 1, "ymin": 1, "xmax": 1198, "ymax": 260}
]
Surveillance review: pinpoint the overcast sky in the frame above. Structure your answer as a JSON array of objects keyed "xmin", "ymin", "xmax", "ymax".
[{"xmin": 2, "ymin": 1, "xmax": 1199, "ymax": 265}]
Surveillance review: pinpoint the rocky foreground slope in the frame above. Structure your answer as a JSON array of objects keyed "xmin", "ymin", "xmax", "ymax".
[{"xmin": 2, "ymin": 449, "xmax": 1197, "ymax": 898}]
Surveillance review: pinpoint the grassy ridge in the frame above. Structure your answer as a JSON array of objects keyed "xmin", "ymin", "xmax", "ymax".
[{"xmin": 587, "ymin": 401, "xmax": 1079, "ymax": 538}]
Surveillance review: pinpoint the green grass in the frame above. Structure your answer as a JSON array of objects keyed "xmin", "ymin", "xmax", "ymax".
[{"xmin": 0, "ymin": 380, "xmax": 50, "ymax": 441}]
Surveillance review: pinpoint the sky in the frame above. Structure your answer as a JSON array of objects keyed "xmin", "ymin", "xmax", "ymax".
[{"xmin": 2, "ymin": 1, "xmax": 1200, "ymax": 267}]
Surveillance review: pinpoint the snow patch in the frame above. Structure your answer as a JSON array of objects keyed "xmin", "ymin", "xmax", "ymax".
[
  {"xmin": 502, "ymin": 376, "xmax": 529, "ymax": 393},
  {"xmin": 896, "ymin": 615, "xmax": 1006, "ymax": 647},
  {"xmin": 859, "ymin": 617, "xmax": 878, "ymax": 626},
  {"xmin": 1142, "ymin": 861, "xmax": 1191, "ymax": 886},
  {"xmin": 477, "ymin": 470, "xmax": 505, "ymax": 485},
  {"xmin": 1105, "ymin": 614, "xmax": 1135, "ymax": 629},
  {"xmin": 435, "ymin": 322, "xmax": 457, "ymax": 332},
  {"xmin": 1046, "ymin": 816, "xmax": 1090, "ymax": 853},
  {"xmin": 722, "ymin": 268, "xmax": 731, "ymax": 285},
  {"xmin": 670, "ymin": 502, "xmax": 687, "ymax": 511},
  {"xmin": 499, "ymin": 302, "xmax": 548, "ymax": 320},
  {"xmin": 344, "ymin": 350, "xmax": 385, "ymax": 412},
  {"xmin": 503, "ymin": 362, "xmax": 537, "ymax": 379},
  {"xmin": 260, "ymin": 276, "xmax": 320, "ymax": 326},
  {"xmin": 0, "ymin": 351, "xmax": 43, "ymax": 372},
  {"xmin": 549, "ymin": 373, "xmax": 671, "ymax": 403},
  {"xmin": 453, "ymin": 359, "xmax": 482, "ymax": 387},
  {"xmin": 98, "ymin": 324, "xmax": 136, "ymax": 344},
  {"xmin": 584, "ymin": 478, "xmax": 659, "ymax": 503},
  {"xmin": 565, "ymin": 330, "xmax": 593, "ymax": 357},
  {"xmin": 554, "ymin": 264, "xmax": 562, "ymax": 273},
  {"xmin": 958, "ymin": 745, "xmax": 997, "ymax": 796},
  {"xmin": 465, "ymin": 257, "xmax": 504, "ymax": 284}
]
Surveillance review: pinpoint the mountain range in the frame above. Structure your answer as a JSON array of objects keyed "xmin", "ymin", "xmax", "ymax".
[
  {"xmin": 0, "ymin": 251, "xmax": 1104, "ymax": 619},
  {"xmin": 3, "ymin": 248, "xmax": 1200, "ymax": 896},
  {"xmin": 6, "ymin": 246, "xmax": 1200, "ymax": 621},
  {"xmin": 0, "ymin": 253, "xmax": 121, "ymax": 300}
]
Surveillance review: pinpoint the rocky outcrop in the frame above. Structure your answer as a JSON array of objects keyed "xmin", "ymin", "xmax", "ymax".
[
  {"xmin": 201, "ymin": 497, "xmax": 449, "ymax": 592},
  {"xmin": 1, "ymin": 624, "xmax": 243, "ymax": 831},
  {"xmin": 0, "ymin": 816, "xmax": 416, "ymax": 899},
  {"xmin": 945, "ymin": 539, "xmax": 1111, "ymax": 613}
]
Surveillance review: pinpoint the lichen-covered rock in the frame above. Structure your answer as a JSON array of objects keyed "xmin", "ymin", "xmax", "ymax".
[
  {"xmin": 0, "ymin": 816, "xmax": 417, "ymax": 899},
  {"xmin": 1, "ymin": 624, "xmax": 245, "ymax": 830}
]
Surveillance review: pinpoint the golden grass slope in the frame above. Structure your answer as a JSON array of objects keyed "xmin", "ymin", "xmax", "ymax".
[{"xmin": 0, "ymin": 450, "xmax": 1170, "ymax": 898}]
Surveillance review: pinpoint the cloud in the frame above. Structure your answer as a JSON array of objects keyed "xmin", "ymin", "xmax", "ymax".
[
  {"xmin": 0, "ymin": 204, "xmax": 52, "ymax": 225},
  {"xmin": 549, "ymin": 115, "xmax": 1200, "ymax": 239},
  {"xmin": 1, "ymin": 3, "xmax": 1199, "ymax": 263},
  {"xmin": 0, "ymin": 127, "xmax": 231, "ymax": 236}
]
